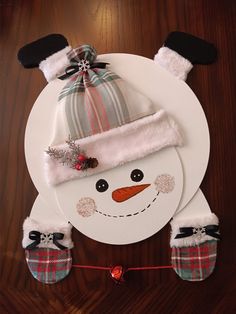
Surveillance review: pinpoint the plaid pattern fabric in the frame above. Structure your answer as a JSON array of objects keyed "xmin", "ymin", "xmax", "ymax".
[
  {"xmin": 61, "ymin": 71, "xmax": 132, "ymax": 139},
  {"xmin": 67, "ymin": 44, "xmax": 97, "ymax": 64},
  {"xmin": 171, "ymin": 240, "xmax": 217, "ymax": 281},
  {"xmin": 59, "ymin": 44, "xmax": 120, "ymax": 100},
  {"xmin": 59, "ymin": 69, "xmax": 120, "ymax": 98},
  {"xmin": 57, "ymin": 44, "xmax": 155, "ymax": 140},
  {"xmin": 25, "ymin": 248, "xmax": 72, "ymax": 284}
]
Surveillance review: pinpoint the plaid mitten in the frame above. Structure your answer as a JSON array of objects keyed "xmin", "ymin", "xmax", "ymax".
[
  {"xmin": 170, "ymin": 213, "xmax": 220, "ymax": 281},
  {"xmin": 22, "ymin": 217, "xmax": 74, "ymax": 284}
]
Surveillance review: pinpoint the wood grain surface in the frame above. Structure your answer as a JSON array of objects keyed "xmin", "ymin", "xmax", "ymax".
[{"xmin": 0, "ymin": 0, "xmax": 236, "ymax": 313}]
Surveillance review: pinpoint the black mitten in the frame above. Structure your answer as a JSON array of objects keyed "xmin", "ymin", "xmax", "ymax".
[
  {"xmin": 154, "ymin": 31, "xmax": 217, "ymax": 80},
  {"xmin": 17, "ymin": 34, "xmax": 72, "ymax": 81}
]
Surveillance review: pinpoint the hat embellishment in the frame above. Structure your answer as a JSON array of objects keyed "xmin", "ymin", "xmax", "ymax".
[
  {"xmin": 174, "ymin": 225, "xmax": 221, "ymax": 240},
  {"xmin": 46, "ymin": 137, "xmax": 98, "ymax": 171},
  {"xmin": 59, "ymin": 58, "xmax": 109, "ymax": 79},
  {"xmin": 25, "ymin": 230, "xmax": 68, "ymax": 250}
]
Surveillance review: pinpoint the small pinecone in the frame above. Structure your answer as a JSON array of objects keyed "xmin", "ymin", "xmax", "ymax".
[
  {"xmin": 87, "ymin": 157, "xmax": 98, "ymax": 169},
  {"xmin": 79, "ymin": 158, "xmax": 98, "ymax": 170}
]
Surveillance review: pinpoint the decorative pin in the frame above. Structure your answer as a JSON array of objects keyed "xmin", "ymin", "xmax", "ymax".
[
  {"xmin": 46, "ymin": 136, "xmax": 98, "ymax": 171},
  {"xmin": 77, "ymin": 59, "xmax": 90, "ymax": 73},
  {"xmin": 174, "ymin": 225, "xmax": 220, "ymax": 240},
  {"xmin": 193, "ymin": 227, "xmax": 206, "ymax": 239},
  {"xmin": 40, "ymin": 233, "xmax": 53, "ymax": 244},
  {"xmin": 26, "ymin": 231, "xmax": 67, "ymax": 250}
]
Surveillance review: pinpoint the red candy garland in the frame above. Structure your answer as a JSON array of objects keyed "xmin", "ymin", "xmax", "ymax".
[
  {"xmin": 110, "ymin": 266, "xmax": 126, "ymax": 283},
  {"xmin": 72, "ymin": 264, "xmax": 173, "ymax": 283}
]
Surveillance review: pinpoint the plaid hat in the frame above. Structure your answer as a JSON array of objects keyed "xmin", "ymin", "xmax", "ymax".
[
  {"xmin": 42, "ymin": 44, "xmax": 183, "ymax": 185},
  {"xmin": 17, "ymin": 35, "xmax": 183, "ymax": 186}
]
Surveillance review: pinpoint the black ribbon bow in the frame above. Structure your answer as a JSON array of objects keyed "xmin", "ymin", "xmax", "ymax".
[
  {"xmin": 175, "ymin": 224, "xmax": 221, "ymax": 240},
  {"xmin": 26, "ymin": 231, "xmax": 67, "ymax": 250},
  {"xmin": 59, "ymin": 58, "xmax": 109, "ymax": 80}
]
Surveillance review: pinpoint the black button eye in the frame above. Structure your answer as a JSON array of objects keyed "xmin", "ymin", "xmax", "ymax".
[
  {"xmin": 96, "ymin": 179, "xmax": 109, "ymax": 192},
  {"xmin": 130, "ymin": 169, "xmax": 144, "ymax": 182}
]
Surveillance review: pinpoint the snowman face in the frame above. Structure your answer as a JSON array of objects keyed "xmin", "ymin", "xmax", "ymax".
[
  {"xmin": 55, "ymin": 147, "xmax": 183, "ymax": 244},
  {"xmin": 76, "ymin": 171, "xmax": 175, "ymax": 218}
]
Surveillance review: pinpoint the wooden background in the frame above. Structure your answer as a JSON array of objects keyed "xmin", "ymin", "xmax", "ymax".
[{"xmin": 0, "ymin": 0, "xmax": 235, "ymax": 312}]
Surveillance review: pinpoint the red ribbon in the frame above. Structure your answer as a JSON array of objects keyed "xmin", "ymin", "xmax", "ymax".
[{"xmin": 72, "ymin": 264, "xmax": 173, "ymax": 283}]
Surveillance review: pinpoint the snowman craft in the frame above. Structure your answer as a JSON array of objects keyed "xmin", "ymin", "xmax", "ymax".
[{"xmin": 18, "ymin": 32, "xmax": 220, "ymax": 284}]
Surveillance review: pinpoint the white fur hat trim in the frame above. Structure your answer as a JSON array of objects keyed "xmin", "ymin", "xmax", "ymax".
[{"xmin": 45, "ymin": 109, "xmax": 183, "ymax": 186}]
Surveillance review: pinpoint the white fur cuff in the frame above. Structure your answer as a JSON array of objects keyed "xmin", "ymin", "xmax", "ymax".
[
  {"xmin": 170, "ymin": 213, "xmax": 219, "ymax": 247},
  {"xmin": 45, "ymin": 109, "xmax": 183, "ymax": 186},
  {"xmin": 154, "ymin": 47, "xmax": 193, "ymax": 81},
  {"xmin": 22, "ymin": 217, "xmax": 74, "ymax": 250},
  {"xmin": 39, "ymin": 46, "xmax": 72, "ymax": 82}
]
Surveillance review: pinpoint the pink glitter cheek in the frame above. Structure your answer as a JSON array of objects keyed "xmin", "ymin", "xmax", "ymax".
[
  {"xmin": 76, "ymin": 197, "xmax": 96, "ymax": 217},
  {"xmin": 155, "ymin": 174, "xmax": 175, "ymax": 193}
]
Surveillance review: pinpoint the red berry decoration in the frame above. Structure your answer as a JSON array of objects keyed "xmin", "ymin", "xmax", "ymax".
[
  {"xmin": 77, "ymin": 154, "xmax": 86, "ymax": 162},
  {"xmin": 110, "ymin": 265, "xmax": 125, "ymax": 283},
  {"xmin": 75, "ymin": 163, "xmax": 82, "ymax": 171},
  {"xmin": 46, "ymin": 137, "xmax": 98, "ymax": 171}
]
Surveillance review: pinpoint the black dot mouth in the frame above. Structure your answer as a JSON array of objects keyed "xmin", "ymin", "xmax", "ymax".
[{"xmin": 95, "ymin": 192, "xmax": 160, "ymax": 218}]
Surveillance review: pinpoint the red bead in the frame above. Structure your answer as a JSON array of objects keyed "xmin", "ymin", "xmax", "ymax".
[
  {"xmin": 110, "ymin": 265, "xmax": 125, "ymax": 283},
  {"xmin": 75, "ymin": 163, "xmax": 82, "ymax": 171},
  {"xmin": 77, "ymin": 154, "xmax": 86, "ymax": 162}
]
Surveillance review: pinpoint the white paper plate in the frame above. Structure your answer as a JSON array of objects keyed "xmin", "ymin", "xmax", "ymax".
[
  {"xmin": 25, "ymin": 54, "xmax": 209, "ymax": 210},
  {"xmin": 25, "ymin": 53, "xmax": 210, "ymax": 244}
]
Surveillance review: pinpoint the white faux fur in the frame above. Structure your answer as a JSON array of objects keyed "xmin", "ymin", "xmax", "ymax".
[
  {"xmin": 170, "ymin": 213, "xmax": 219, "ymax": 247},
  {"xmin": 39, "ymin": 46, "xmax": 72, "ymax": 82},
  {"xmin": 154, "ymin": 47, "xmax": 193, "ymax": 81},
  {"xmin": 44, "ymin": 109, "xmax": 183, "ymax": 185},
  {"xmin": 22, "ymin": 217, "xmax": 74, "ymax": 250}
]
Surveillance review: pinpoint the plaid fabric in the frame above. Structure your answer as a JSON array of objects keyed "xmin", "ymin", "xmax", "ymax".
[
  {"xmin": 25, "ymin": 248, "xmax": 72, "ymax": 284},
  {"xmin": 59, "ymin": 44, "xmax": 120, "ymax": 99},
  {"xmin": 61, "ymin": 71, "xmax": 132, "ymax": 139},
  {"xmin": 67, "ymin": 44, "xmax": 97, "ymax": 64},
  {"xmin": 57, "ymin": 44, "xmax": 155, "ymax": 140},
  {"xmin": 59, "ymin": 69, "xmax": 120, "ymax": 98},
  {"xmin": 171, "ymin": 240, "xmax": 217, "ymax": 281}
]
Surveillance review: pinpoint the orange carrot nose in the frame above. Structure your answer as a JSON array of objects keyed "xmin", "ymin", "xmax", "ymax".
[{"xmin": 112, "ymin": 184, "xmax": 150, "ymax": 202}]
